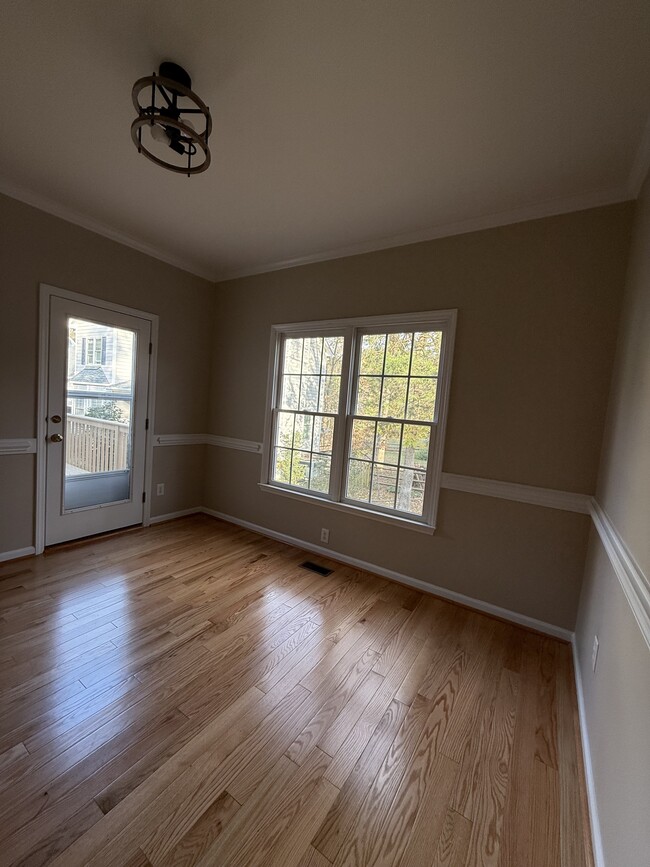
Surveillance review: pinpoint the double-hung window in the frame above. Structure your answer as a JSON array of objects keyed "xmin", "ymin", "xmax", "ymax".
[{"xmin": 261, "ymin": 310, "xmax": 456, "ymax": 531}]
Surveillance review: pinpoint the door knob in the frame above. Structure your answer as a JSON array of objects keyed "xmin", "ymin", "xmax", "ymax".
[{"xmin": 50, "ymin": 433, "xmax": 64, "ymax": 443}]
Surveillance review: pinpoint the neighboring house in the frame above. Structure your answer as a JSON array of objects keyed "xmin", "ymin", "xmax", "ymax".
[{"xmin": 67, "ymin": 320, "xmax": 134, "ymax": 420}]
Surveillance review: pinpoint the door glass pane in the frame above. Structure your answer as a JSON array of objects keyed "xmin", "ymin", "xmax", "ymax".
[{"xmin": 64, "ymin": 317, "xmax": 136, "ymax": 510}]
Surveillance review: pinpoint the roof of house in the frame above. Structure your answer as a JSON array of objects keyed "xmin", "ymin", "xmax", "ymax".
[{"xmin": 71, "ymin": 367, "xmax": 110, "ymax": 385}]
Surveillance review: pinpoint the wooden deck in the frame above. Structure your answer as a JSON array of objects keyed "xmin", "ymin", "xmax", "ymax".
[{"xmin": 0, "ymin": 515, "xmax": 592, "ymax": 866}]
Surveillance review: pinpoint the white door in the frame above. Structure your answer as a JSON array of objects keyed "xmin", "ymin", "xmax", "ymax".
[{"xmin": 45, "ymin": 295, "xmax": 151, "ymax": 546}]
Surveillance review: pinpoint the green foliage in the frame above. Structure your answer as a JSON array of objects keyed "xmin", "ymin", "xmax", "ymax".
[
  {"xmin": 348, "ymin": 330, "xmax": 439, "ymax": 516},
  {"xmin": 85, "ymin": 402, "xmax": 127, "ymax": 422},
  {"xmin": 355, "ymin": 330, "xmax": 440, "ymax": 422},
  {"xmin": 275, "ymin": 331, "xmax": 440, "ymax": 516}
]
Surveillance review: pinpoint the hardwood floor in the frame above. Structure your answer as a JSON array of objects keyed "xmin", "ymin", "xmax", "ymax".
[{"xmin": 0, "ymin": 515, "xmax": 593, "ymax": 867}]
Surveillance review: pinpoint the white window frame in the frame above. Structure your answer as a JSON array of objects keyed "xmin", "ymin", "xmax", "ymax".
[
  {"xmin": 85, "ymin": 336, "xmax": 104, "ymax": 365},
  {"xmin": 260, "ymin": 309, "xmax": 457, "ymax": 533}
]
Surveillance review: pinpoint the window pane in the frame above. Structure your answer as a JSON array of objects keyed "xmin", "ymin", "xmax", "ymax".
[
  {"xmin": 380, "ymin": 377, "xmax": 407, "ymax": 419},
  {"xmin": 319, "ymin": 375, "xmax": 341, "ymax": 413},
  {"xmin": 370, "ymin": 464, "xmax": 398, "ymax": 509},
  {"xmin": 347, "ymin": 459, "xmax": 371, "ymax": 502},
  {"xmin": 411, "ymin": 331, "xmax": 441, "ymax": 376},
  {"xmin": 359, "ymin": 334, "xmax": 386, "ymax": 374},
  {"xmin": 302, "ymin": 337, "xmax": 323, "ymax": 374},
  {"xmin": 356, "ymin": 376, "xmax": 381, "ymax": 416},
  {"xmin": 293, "ymin": 414, "xmax": 313, "ymax": 450},
  {"xmin": 276, "ymin": 411, "xmax": 295, "ymax": 448},
  {"xmin": 375, "ymin": 422, "xmax": 401, "ymax": 465},
  {"xmin": 310, "ymin": 455, "xmax": 331, "ymax": 493},
  {"xmin": 350, "ymin": 419, "xmax": 375, "ymax": 460},
  {"xmin": 396, "ymin": 468, "xmax": 425, "ymax": 515},
  {"xmin": 384, "ymin": 332, "xmax": 412, "ymax": 375},
  {"xmin": 273, "ymin": 447, "xmax": 292, "ymax": 483},
  {"xmin": 322, "ymin": 336, "xmax": 344, "ymax": 375},
  {"xmin": 290, "ymin": 451, "xmax": 311, "ymax": 488},
  {"xmin": 406, "ymin": 378, "xmax": 437, "ymax": 421},
  {"xmin": 401, "ymin": 424, "xmax": 430, "ymax": 469},
  {"xmin": 313, "ymin": 415, "xmax": 334, "ymax": 454},
  {"xmin": 281, "ymin": 375, "xmax": 300, "ymax": 410},
  {"xmin": 299, "ymin": 375, "xmax": 320, "ymax": 411},
  {"xmin": 284, "ymin": 338, "xmax": 303, "ymax": 374}
]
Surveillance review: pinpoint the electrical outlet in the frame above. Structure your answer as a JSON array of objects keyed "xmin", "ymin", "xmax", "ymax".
[
  {"xmin": 156, "ymin": 483, "xmax": 165, "ymax": 496},
  {"xmin": 320, "ymin": 528, "xmax": 330, "ymax": 544},
  {"xmin": 592, "ymin": 635, "xmax": 599, "ymax": 671}
]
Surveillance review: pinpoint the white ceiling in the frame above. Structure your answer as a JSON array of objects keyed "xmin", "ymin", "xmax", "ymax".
[{"xmin": 1, "ymin": 0, "xmax": 649, "ymax": 281}]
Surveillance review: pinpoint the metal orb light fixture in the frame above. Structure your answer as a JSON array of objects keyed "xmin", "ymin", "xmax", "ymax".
[{"xmin": 131, "ymin": 62, "xmax": 211, "ymax": 176}]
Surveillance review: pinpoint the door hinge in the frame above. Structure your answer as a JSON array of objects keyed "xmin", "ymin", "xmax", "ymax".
[
  {"xmin": 145, "ymin": 418, "xmax": 149, "ymax": 431},
  {"xmin": 149, "ymin": 342, "xmax": 153, "ymax": 355},
  {"xmin": 142, "ymin": 491, "xmax": 146, "ymax": 503}
]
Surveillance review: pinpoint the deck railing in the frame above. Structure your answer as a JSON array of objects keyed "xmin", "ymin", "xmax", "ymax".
[{"xmin": 66, "ymin": 415, "xmax": 129, "ymax": 474}]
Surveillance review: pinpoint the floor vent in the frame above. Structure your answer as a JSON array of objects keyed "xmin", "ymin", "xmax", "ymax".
[{"xmin": 300, "ymin": 560, "xmax": 334, "ymax": 576}]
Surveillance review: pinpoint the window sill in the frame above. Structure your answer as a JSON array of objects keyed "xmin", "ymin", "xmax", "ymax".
[{"xmin": 258, "ymin": 483, "xmax": 436, "ymax": 534}]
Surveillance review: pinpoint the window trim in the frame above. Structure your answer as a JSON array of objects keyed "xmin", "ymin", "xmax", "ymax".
[{"xmin": 260, "ymin": 308, "xmax": 457, "ymax": 531}]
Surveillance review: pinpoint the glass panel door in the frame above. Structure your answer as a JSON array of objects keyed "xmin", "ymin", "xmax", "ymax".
[{"xmin": 63, "ymin": 317, "xmax": 137, "ymax": 510}]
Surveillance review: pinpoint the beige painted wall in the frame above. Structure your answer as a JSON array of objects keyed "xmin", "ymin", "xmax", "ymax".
[
  {"xmin": 206, "ymin": 203, "xmax": 633, "ymax": 629},
  {"xmin": 575, "ymin": 176, "xmax": 650, "ymax": 866},
  {"xmin": 0, "ymin": 193, "xmax": 214, "ymax": 553}
]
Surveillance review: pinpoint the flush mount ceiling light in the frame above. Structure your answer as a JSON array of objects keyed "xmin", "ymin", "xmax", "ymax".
[{"xmin": 131, "ymin": 62, "xmax": 211, "ymax": 176}]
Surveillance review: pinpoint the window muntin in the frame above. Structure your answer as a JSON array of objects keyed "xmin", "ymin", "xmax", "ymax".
[
  {"xmin": 264, "ymin": 311, "xmax": 455, "ymax": 529},
  {"xmin": 345, "ymin": 329, "xmax": 441, "ymax": 517},
  {"xmin": 271, "ymin": 335, "xmax": 344, "ymax": 496}
]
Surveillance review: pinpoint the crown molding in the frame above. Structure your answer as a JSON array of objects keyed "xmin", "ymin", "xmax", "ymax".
[
  {"xmin": 627, "ymin": 112, "xmax": 650, "ymax": 198},
  {"xmin": 0, "ymin": 177, "xmax": 215, "ymax": 282},
  {"xmin": 0, "ymin": 174, "xmax": 636, "ymax": 287},
  {"xmin": 213, "ymin": 186, "xmax": 632, "ymax": 282}
]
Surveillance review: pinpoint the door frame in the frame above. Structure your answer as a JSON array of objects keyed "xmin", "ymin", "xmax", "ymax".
[{"xmin": 36, "ymin": 283, "xmax": 159, "ymax": 554}]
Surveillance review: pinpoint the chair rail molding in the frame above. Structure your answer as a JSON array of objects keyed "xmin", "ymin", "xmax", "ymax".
[
  {"xmin": 0, "ymin": 438, "xmax": 37, "ymax": 455},
  {"xmin": 589, "ymin": 498, "xmax": 650, "ymax": 651},
  {"xmin": 153, "ymin": 433, "xmax": 593, "ymax": 513},
  {"xmin": 441, "ymin": 472, "xmax": 592, "ymax": 514},
  {"xmin": 153, "ymin": 433, "xmax": 263, "ymax": 452},
  {"xmin": 205, "ymin": 435, "xmax": 263, "ymax": 453},
  {"xmin": 154, "ymin": 433, "xmax": 206, "ymax": 447}
]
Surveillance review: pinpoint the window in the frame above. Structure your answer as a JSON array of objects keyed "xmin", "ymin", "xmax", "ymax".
[
  {"xmin": 262, "ymin": 310, "xmax": 456, "ymax": 531},
  {"xmin": 83, "ymin": 336, "xmax": 105, "ymax": 365}
]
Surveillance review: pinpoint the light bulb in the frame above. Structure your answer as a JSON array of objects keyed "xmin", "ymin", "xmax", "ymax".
[{"xmin": 151, "ymin": 123, "xmax": 169, "ymax": 144}]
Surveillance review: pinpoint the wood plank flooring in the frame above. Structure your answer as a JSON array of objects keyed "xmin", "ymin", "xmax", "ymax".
[{"xmin": 0, "ymin": 515, "xmax": 593, "ymax": 867}]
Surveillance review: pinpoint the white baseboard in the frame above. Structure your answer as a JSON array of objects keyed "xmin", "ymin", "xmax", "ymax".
[
  {"xmin": 572, "ymin": 637, "xmax": 605, "ymax": 867},
  {"xmin": 0, "ymin": 507, "xmax": 597, "ymax": 864},
  {"xmin": 149, "ymin": 508, "xmax": 203, "ymax": 524},
  {"xmin": 201, "ymin": 506, "xmax": 573, "ymax": 641},
  {"xmin": 0, "ymin": 546, "xmax": 36, "ymax": 563}
]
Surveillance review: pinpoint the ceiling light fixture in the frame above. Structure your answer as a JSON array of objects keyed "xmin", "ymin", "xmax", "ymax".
[{"xmin": 131, "ymin": 62, "xmax": 211, "ymax": 176}]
